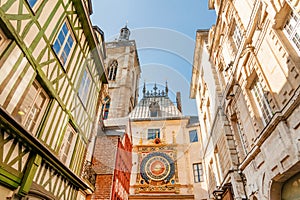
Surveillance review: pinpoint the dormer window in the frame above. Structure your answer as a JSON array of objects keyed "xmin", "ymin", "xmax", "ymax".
[{"xmin": 149, "ymin": 101, "xmax": 160, "ymax": 117}]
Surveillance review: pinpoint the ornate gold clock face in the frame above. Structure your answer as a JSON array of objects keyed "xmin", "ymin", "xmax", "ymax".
[{"xmin": 140, "ymin": 152, "xmax": 175, "ymax": 183}]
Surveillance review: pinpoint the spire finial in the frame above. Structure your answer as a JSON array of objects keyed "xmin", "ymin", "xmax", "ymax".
[
  {"xmin": 153, "ymin": 83, "xmax": 158, "ymax": 91},
  {"xmin": 165, "ymin": 81, "xmax": 168, "ymax": 96},
  {"xmin": 143, "ymin": 82, "xmax": 146, "ymax": 97},
  {"xmin": 153, "ymin": 83, "xmax": 158, "ymax": 96}
]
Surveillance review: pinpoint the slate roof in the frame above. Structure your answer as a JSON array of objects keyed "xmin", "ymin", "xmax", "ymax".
[{"xmin": 129, "ymin": 96, "xmax": 182, "ymax": 120}]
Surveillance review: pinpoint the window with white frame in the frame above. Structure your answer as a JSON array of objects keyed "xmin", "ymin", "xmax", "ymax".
[
  {"xmin": 193, "ymin": 163, "xmax": 203, "ymax": 183},
  {"xmin": 78, "ymin": 68, "xmax": 92, "ymax": 106},
  {"xmin": 108, "ymin": 60, "xmax": 118, "ymax": 81},
  {"xmin": 250, "ymin": 78, "xmax": 273, "ymax": 125},
  {"xmin": 53, "ymin": 21, "xmax": 74, "ymax": 67},
  {"xmin": 14, "ymin": 80, "xmax": 49, "ymax": 135},
  {"xmin": 283, "ymin": 10, "xmax": 300, "ymax": 54},
  {"xmin": 59, "ymin": 124, "xmax": 77, "ymax": 165}
]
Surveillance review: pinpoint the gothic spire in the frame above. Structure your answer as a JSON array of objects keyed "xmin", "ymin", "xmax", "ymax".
[
  {"xmin": 143, "ymin": 82, "xmax": 146, "ymax": 97},
  {"xmin": 165, "ymin": 81, "xmax": 168, "ymax": 96}
]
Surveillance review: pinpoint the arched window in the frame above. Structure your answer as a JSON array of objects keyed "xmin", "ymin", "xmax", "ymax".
[
  {"xmin": 108, "ymin": 60, "xmax": 118, "ymax": 81},
  {"xmin": 102, "ymin": 96, "xmax": 110, "ymax": 120}
]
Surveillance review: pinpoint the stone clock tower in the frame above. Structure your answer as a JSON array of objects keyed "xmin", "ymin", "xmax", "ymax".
[
  {"xmin": 128, "ymin": 84, "xmax": 198, "ymax": 200},
  {"xmin": 104, "ymin": 25, "xmax": 141, "ymax": 119}
]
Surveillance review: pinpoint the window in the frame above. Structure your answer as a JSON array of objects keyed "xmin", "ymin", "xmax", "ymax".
[
  {"xmin": 193, "ymin": 163, "xmax": 203, "ymax": 183},
  {"xmin": 231, "ymin": 116, "xmax": 248, "ymax": 161},
  {"xmin": 108, "ymin": 60, "xmax": 118, "ymax": 80},
  {"xmin": 147, "ymin": 129, "xmax": 160, "ymax": 140},
  {"xmin": 14, "ymin": 80, "xmax": 49, "ymax": 134},
  {"xmin": 283, "ymin": 10, "xmax": 300, "ymax": 54},
  {"xmin": 78, "ymin": 69, "xmax": 91, "ymax": 106},
  {"xmin": 27, "ymin": 0, "xmax": 37, "ymax": 7},
  {"xmin": 189, "ymin": 130, "xmax": 198, "ymax": 143},
  {"xmin": 250, "ymin": 78, "xmax": 273, "ymax": 125},
  {"xmin": 232, "ymin": 23, "xmax": 242, "ymax": 49},
  {"xmin": 228, "ymin": 20, "xmax": 242, "ymax": 55},
  {"xmin": 53, "ymin": 21, "xmax": 74, "ymax": 66},
  {"xmin": 149, "ymin": 101, "xmax": 160, "ymax": 117},
  {"xmin": 102, "ymin": 96, "xmax": 110, "ymax": 120},
  {"xmin": 59, "ymin": 124, "xmax": 76, "ymax": 165}
]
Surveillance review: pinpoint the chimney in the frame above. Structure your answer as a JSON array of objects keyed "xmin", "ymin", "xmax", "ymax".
[{"xmin": 176, "ymin": 92, "xmax": 182, "ymax": 112}]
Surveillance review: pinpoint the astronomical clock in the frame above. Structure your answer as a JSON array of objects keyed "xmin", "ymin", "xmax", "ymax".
[{"xmin": 134, "ymin": 138, "xmax": 180, "ymax": 194}]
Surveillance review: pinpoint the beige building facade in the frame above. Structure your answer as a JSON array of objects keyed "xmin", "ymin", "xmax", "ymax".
[
  {"xmin": 191, "ymin": 0, "xmax": 300, "ymax": 199},
  {"xmin": 129, "ymin": 84, "xmax": 208, "ymax": 200}
]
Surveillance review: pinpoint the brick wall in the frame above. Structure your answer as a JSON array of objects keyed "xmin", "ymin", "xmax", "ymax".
[
  {"xmin": 90, "ymin": 174, "xmax": 113, "ymax": 200},
  {"xmin": 93, "ymin": 133, "xmax": 119, "ymax": 174}
]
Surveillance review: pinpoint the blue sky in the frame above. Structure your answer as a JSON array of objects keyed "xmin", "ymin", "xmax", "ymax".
[{"xmin": 91, "ymin": 0, "xmax": 216, "ymax": 115}]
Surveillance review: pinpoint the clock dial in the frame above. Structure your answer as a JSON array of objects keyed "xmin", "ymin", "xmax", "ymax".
[
  {"xmin": 150, "ymin": 160, "xmax": 165, "ymax": 175},
  {"xmin": 140, "ymin": 152, "xmax": 175, "ymax": 183}
]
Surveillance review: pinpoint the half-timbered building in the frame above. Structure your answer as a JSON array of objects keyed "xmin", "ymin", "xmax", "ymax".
[{"xmin": 0, "ymin": 0, "xmax": 107, "ymax": 199}]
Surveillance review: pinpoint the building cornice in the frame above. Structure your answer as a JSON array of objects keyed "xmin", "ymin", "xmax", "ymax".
[{"xmin": 190, "ymin": 30, "xmax": 210, "ymax": 98}]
